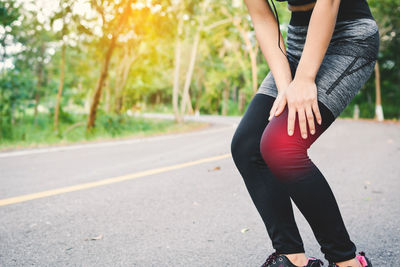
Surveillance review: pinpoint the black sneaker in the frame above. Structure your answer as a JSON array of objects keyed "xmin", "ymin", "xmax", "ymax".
[
  {"xmin": 328, "ymin": 251, "xmax": 373, "ymax": 267},
  {"xmin": 261, "ymin": 252, "xmax": 324, "ymax": 267}
]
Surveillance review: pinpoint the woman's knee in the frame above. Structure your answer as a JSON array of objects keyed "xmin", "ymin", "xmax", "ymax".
[
  {"xmin": 231, "ymin": 125, "xmax": 264, "ymax": 169},
  {"xmin": 231, "ymin": 128, "xmax": 251, "ymax": 161},
  {"xmin": 259, "ymin": 131, "xmax": 290, "ymax": 171},
  {"xmin": 259, "ymin": 117, "xmax": 310, "ymax": 181}
]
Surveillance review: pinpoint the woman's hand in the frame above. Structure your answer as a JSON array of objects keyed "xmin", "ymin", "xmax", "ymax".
[
  {"xmin": 268, "ymin": 90, "xmax": 287, "ymax": 122},
  {"xmin": 273, "ymin": 78, "xmax": 322, "ymax": 139}
]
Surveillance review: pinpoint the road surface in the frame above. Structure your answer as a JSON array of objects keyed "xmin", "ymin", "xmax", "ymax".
[{"xmin": 0, "ymin": 113, "xmax": 399, "ymax": 266}]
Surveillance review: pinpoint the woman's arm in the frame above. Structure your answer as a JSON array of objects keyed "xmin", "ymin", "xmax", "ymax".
[
  {"xmin": 243, "ymin": 0, "xmax": 292, "ymax": 93},
  {"xmin": 280, "ymin": 0, "xmax": 341, "ymax": 139},
  {"xmin": 295, "ymin": 0, "xmax": 340, "ymax": 81}
]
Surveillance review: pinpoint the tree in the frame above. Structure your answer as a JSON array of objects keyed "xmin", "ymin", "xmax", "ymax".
[
  {"xmin": 369, "ymin": 0, "xmax": 400, "ymax": 120},
  {"xmin": 86, "ymin": 0, "xmax": 132, "ymax": 132},
  {"xmin": 52, "ymin": 0, "xmax": 79, "ymax": 131}
]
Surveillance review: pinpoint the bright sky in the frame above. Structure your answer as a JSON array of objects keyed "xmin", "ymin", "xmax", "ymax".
[
  {"xmin": 1, "ymin": 0, "xmax": 98, "ymax": 71},
  {"xmin": 0, "ymin": 0, "xmax": 166, "ymax": 71}
]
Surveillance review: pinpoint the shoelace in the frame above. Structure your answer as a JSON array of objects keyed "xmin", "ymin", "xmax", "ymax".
[
  {"xmin": 262, "ymin": 252, "xmax": 324, "ymax": 266},
  {"xmin": 262, "ymin": 252, "xmax": 279, "ymax": 266}
]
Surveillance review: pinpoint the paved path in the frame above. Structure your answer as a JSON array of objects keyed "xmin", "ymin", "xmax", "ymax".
[{"xmin": 0, "ymin": 114, "xmax": 399, "ymax": 266}]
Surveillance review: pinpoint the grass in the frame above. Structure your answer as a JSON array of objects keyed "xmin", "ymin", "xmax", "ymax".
[{"xmin": 0, "ymin": 112, "xmax": 209, "ymax": 151}]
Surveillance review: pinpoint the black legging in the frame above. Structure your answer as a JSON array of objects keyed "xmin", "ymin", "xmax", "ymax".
[{"xmin": 230, "ymin": 93, "xmax": 357, "ymax": 263}]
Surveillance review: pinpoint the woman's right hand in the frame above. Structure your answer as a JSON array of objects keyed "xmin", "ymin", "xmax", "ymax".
[{"xmin": 268, "ymin": 91, "xmax": 287, "ymax": 121}]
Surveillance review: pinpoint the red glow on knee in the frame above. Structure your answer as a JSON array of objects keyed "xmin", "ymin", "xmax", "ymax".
[{"xmin": 260, "ymin": 108, "xmax": 315, "ymax": 182}]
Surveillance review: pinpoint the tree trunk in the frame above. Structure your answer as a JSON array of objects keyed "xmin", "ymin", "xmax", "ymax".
[
  {"xmin": 54, "ymin": 42, "xmax": 65, "ymax": 131},
  {"xmin": 222, "ymin": 80, "xmax": 229, "ymax": 116},
  {"xmin": 180, "ymin": 0, "xmax": 210, "ymax": 117},
  {"xmin": 86, "ymin": 1, "xmax": 131, "ymax": 131},
  {"xmin": 114, "ymin": 46, "xmax": 136, "ymax": 114},
  {"xmin": 172, "ymin": 6, "xmax": 184, "ymax": 123},
  {"xmin": 232, "ymin": 85, "xmax": 237, "ymax": 103},
  {"xmin": 104, "ymin": 78, "xmax": 111, "ymax": 113},
  {"xmin": 54, "ymin": 0, "xmax": 66, "ymax": 131},
  {"xmin": 34, "ymin": 45, "xmax": 44, "ymax": 125},
  {"xmin": 186, "ymin": 93, "xmax": 194, "ymax": 114},
  {"xmin": 194, "ymin": 70, "xmax": 204, "ymax": 113},
  {"xmin": 33, "ymin": 86, "xmax": 41, "ymax": 122},
  {"xmin": 238, "ymin": 90, "xmax": 246, "ymax": 113},
  {"xmin": 180, "ymin": 27, "xmax": 201, "ymax": 116},
  {"xmin": 374, "ymin": 61, "xmax": 384, "ymax": 121},
  {"xmin": 155, "ymin": 92, "xmax": 161, "ymax": 105},
  {"xmin": 86, "ymin": 42, "xmax": 115, "ymax": 131}
]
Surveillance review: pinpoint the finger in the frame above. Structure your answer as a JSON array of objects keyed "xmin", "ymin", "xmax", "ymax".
[
  {"xmin": 306, "ymin": 105, "xmax": 316, "ymax": 135},
  {"xmin": 287, "ymin": 104, "xmax": 296, "ymax": 136},
  {"xmin": 312, "ymin": 100, "xmax": 322, "ymax": 125},
  {"xmin": 297, "ymin": 107, "xmax": 308, "ymax": 139},
  {"xmin": 274, "ymin": 97, "xmax": 286, "ymax": 117},
  {"xmin": 269, "ymin": 100, "xmax": 278, "ymax": 120}
]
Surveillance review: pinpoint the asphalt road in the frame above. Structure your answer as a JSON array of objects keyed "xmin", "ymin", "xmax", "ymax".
[{"xmin": 0, "ymin": 114, "xmax": 399, "ymax": 267}]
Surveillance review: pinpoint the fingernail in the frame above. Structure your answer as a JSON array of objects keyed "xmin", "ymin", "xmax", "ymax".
[
  {"xmin": 302, "ymin": 133, "xmax": 307, "ymax": 139},
  {"xmin": 288, "ymin": 130, "xmax": 293, "ymax": 136},
  {"xmin": 311, "ymin": 129, "xmax": 315, "ymax": 135},
  {"xmin": 318, "ymin": 119, "xmax": 322, "ymax": 125}
]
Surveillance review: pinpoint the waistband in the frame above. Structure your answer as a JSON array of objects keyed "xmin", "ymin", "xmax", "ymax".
[
  {"xmin": 289, "ymin": 10, "xmax": 374, "ymax": 26},
  {"xmin": 289, "ymin": 0, "xmax": 374, "ymax": 26}
]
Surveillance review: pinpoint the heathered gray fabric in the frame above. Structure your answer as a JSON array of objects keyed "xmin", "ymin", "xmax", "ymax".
[{"xmin": 257, "ymin": 18, "xmax": 380, "ymax": 118}]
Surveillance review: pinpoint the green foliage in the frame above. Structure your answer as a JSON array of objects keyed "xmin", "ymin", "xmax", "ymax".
[
  {"xmin": 0, "ymin": 69, "xmax": 35, "ymax": 139},
  {"xmin": 0, "ymin": 112, "xmax": 201, "ymax": 150},
  {"xmin": 368, "ymin": 0, "xmax": 400, "ymax": 119}
]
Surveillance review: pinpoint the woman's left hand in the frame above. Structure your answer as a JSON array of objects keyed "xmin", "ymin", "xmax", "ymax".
[{"xmin": 273, "ymin": 78, "xmax": 322, "ymax": 139}]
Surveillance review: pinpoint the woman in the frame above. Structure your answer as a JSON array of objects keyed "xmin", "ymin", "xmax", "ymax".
[{"xmin": 230, "ymin": 0, "xmax": 379, "ymax": 266}]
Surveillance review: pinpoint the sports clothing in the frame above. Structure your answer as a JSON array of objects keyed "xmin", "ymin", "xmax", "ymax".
[
  {"xmin": 230, "ymin": 1, "xmax": 379, "ymax": 263},
  {"xmin": 267, "ymin": 0, "xmax": 375, "ymax": 60},
  {"xmin": 273, "ymin": 0, "xmax": 373, "ymax": 25},
  {"xmin": 231, "ymin": 93, "xmax": 357, "ymax": 262},
  {"xmin": 284, "ymin": 0, "xmax": 316, "ymax": 7},
  {"xmin": 257, "ymin": 18, "xmax": 379, "ymax": 118}
]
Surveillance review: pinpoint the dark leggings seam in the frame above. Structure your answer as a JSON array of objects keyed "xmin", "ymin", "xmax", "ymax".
[
  {"xmin": 325, "ymin": 56, "xmax": 359, "ymax": 95},
  {"xmin": 345, "ymin": 58, "xmax": 375, "ymax": 76}
]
